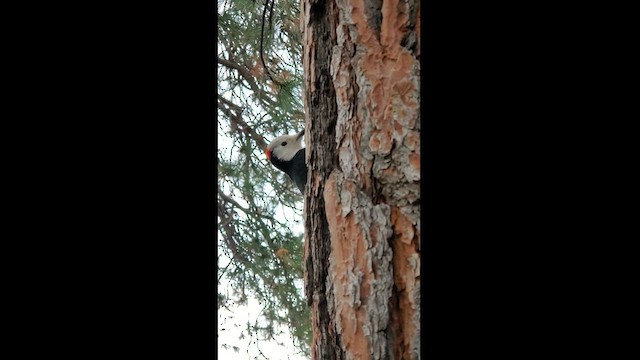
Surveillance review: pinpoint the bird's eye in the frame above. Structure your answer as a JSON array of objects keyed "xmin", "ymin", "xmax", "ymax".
[{"xmin": 281, "ymin": 141, "xmax": 287, "ymax": 146}]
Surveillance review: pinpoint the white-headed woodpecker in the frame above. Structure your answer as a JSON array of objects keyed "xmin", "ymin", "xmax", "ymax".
[{"xmin": 265, "ymin": 129, "xmax": 306, "ymax": 193}]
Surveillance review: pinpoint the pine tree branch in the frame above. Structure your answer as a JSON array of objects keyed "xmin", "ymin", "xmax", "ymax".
[
  {"xmin": 218, "ymin": 187, "xmax": 283, "ymax": 227},
  {"xmin": 218, "ymin": 95, "xmax": 269, "ymax": 150},
  {"xmin": 217, "ymin": 57, "xmax": 276, "ymax": 107},
  {"xmin": 260, "ymin": 0, "xmax": 281, "ymax": 86},
  {"xmin": 218, "ymin": 189, "xmax": 251, "ymax": 213},
  {"xmin": 268, "ymin": 0, "xmax": 276, "ymax": 30}
]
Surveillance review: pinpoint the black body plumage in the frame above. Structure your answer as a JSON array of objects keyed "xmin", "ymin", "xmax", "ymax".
[
  {"xmin": 270, "ymin": 148, "xmax": 307, "ymax": 193},
  {"xmin": 266, "ymin": 130, "xmax": 307, "ymax": 194}
]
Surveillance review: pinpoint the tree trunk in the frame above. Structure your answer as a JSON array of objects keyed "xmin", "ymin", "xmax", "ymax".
[{"xmin": 302, "ymin": 0, "xmax": 420, "ymax": 359}]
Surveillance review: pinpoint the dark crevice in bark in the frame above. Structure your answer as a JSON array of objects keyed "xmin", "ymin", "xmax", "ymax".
[
  {"xmin": 388, "ymin": 283, "xmax": 404, "ymax": 360},
  {"xmin": 400, "ymin": 0, "xmax": 419, "ymax": 56},
  {"xmin": 364, "ymin": 0, "xmax": 383, "ymax": 40},
  {"xmin": 305, "ymin": 0, "xmax": 343, "ymax": 359},
  {"xmin": 309, "ymin": 0, "xmax": 326, "ymax": 23}
]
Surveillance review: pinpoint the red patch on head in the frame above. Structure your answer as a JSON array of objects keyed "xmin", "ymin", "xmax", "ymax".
[{"xmin": 265, "ymin": 148, "xmax": 271, "ymax": 161}]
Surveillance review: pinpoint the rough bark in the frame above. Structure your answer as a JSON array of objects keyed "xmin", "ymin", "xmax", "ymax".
[
  {"xmin": 302, "ymin": 0, "xmax": 420, "ymax": 359},
  {"xmin": 302, "ymin": 0, "xmax": 342, "ymax": 359}
]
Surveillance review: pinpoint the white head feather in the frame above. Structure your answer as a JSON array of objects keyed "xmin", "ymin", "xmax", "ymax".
[{"xmin": 266, "ymin": 130, "xmax": 305, "ymax": 162}]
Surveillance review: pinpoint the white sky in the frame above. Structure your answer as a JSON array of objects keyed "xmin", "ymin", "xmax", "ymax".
[
  {"xmin": 217, "ymin": 272, "xmax": 308, "ymax": 360},
  {"xmin": 217, "ymin": 126, "xmax": 307, "ymax": 360},
  {"xmin": 217, "ymin": 4, "xmax": 307, "ymax": 355},
  {"xmin": 217, "ymin": 215, "xmax": 307, "ymax": 360}
]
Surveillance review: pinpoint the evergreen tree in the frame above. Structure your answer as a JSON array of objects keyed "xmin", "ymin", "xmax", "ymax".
[
  {"xmin": 301, "ymin": 0, "xmax": 420, "ymax": 358},
  {"xmin": 217, "ymin": 0, "xmax": 311, "ymax": 357}
]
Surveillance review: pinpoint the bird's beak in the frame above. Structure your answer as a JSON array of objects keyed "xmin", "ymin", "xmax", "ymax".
[
  {"xmin": 265, "ymin": 148, "xmax": 271, "ymax": 161},
  {"xmin": 296, "ymin": 129, "xmax": 305, "ymax": 141}
]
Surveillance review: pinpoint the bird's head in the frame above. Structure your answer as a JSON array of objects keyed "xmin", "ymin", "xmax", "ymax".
[{"xmin": 265, "ymin": 129, "xmax": 305, "ymax": 162}]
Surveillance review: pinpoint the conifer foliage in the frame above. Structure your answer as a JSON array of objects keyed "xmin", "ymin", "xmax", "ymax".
[{"xmin": 217, "ymin": 0, "xmax": 310, "ymax": 356}]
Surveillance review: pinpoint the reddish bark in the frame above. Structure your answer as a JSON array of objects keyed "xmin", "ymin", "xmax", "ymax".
[{"xmin": 303, "ymin": 0, "xmax": 420, "ymax": 359}]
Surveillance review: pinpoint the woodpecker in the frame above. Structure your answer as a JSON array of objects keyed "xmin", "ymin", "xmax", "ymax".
[{"xmin": 265, "ymin": 129, "xmax": 306, "ymax": 193}]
